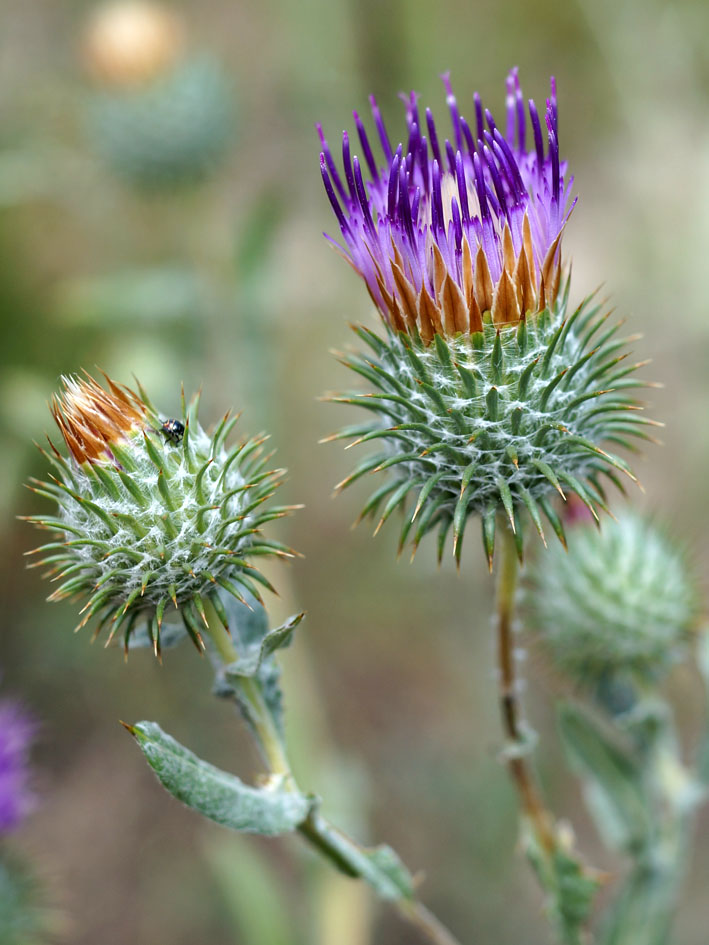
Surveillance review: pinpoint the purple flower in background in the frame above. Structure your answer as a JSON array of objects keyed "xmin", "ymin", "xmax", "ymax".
[
  {"xmin": 0, "ymin": 700, "xmax": 36, "ymax": 833},
  {"xmin": 319, "ymin": 68, "xmax": 575, "ymax": 342}
]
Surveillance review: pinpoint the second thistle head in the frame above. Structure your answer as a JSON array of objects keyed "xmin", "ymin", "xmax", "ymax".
[
  {"xmin": 26, "ymin": 373, "xmax": 296, "ymax": 656},
  {"xmin": 319, "ymin": 69, "xmax": 654, "ymax": 566}
]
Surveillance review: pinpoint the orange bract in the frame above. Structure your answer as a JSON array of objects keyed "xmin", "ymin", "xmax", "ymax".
[{"xmin": 51, "ymin": 373, "xmax": 147, "ymax": 465}]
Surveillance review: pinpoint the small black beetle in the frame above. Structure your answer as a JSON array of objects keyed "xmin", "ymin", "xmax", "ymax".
[{"xmin": 161, "ymin": 418, "xmax": 185, "ymax": 445}]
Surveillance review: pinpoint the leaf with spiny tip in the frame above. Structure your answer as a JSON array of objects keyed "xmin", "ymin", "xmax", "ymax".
[
  {"xmin": 454, "ymin": 360, "xmax": 478, "ymax": 398},
  {"xmin": 209, "ymin": 590, "xmax": 230, "ymax": 630},
  {"xmin": 519, "ymin": 489, "xmax": 546, "ymax": 546},
  {"xmin": 319, "ymin": 423, "xmax": 376, "ymax": 444},
  {"xmin": 181, "ymin": 603, "xmax": 206, "ymax": 652},
  {"xmin": 359, "ymin": 481, "xmax": 403, "ymax": 523},
  {"xmin": 496, "ymin": 478, "xmax": 515, "ymax": 531},
  {"xmin": 538, "ymin": 497, "xmax": 567, "ymax": 548},
  {"xmin": 453, "ymin": 487, "xmax": 473, "ymax": 567},
  {"xmin": 531, "ymin": 459, "xmax": 565, "ymax": 498},
  {"xmin": 481, "ymin": 505, "xmax": 496, "ymax": 571},
  {"xmin": 335, "ymin": 453, "xmax": 389, "ymax": 492},
  {"xmin": 157, "ymin": 469, "xmax": 176, "ymax": 511},
  {"xmin": 412, "ymin": 471, "xmax": 446, "ymax": 521},
  {"xmin": 411, "ymin": 494, "xmax": 447, "ymax": 557},
  {"xmin": 512, "ymin": 508, "xmax": 524, "ymax": 562},
  {"xmin": 437, "ymin": 515, "xmax": 453, "ymax": 566},
  {"xmin": 374, "ymin": 452, "xmax": 426, "ymax": 473},
  {"xmin": 517, "ymin": 358, "xmax": 539, "ymax": 399},
  {"xmin": 194, "ymin": 458, "xmax": 215, "ymax": 503},
  {"xmin": 216, "ymin": 575, "xmax": 252, "ymax": 608},
  {"xmin": 192, "ymin": 594, "xmax": 211, "ymax": 630},
  {"xmin": 142, "ymin": 431, "xmax": 165, "ymax": 470},
  {"xmin": 485, "ymin": 387, "xmax": 499, "ymax": 421},
  {"xmin": 540, "ymin": 318, "xmax": 567, "ymax": 375},
  {"xmin": 562, "ymin": 434, "xmax": 637, "ymax": 482},
  {"xmin": 491, "ymin": 331, "xmax": 504, "ymax": 384},
  {"xmin": 557, "ymin": 472, "xmax": 602, "ymax": 522},
  {"xmin": 397, "ymin": 507, "xmax": 417, "ymax": 556},
  {"xmin": 373, "ymin": 480, "xmax": 416, "ymax": 536},
  {"xmin": 538, "ymin": 368, "xmax": 568, "ymax": 411}
]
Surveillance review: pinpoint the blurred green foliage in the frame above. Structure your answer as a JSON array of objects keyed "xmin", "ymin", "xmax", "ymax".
[{"xmin": 1, "ymin": 0, "xmax": 709, "ymax": 943}]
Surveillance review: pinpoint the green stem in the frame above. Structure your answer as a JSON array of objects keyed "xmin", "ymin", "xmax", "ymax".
[
  {"xmin": 202, "ymin": 596, "xmax": 464, "ymax": 945},
  {"xmin": 205, "ymin": 598, "xmax": 291, "ymax": 777},
  {"xmin": 495, "ymin": 517, "xmax": 555, "ymax": 850}
]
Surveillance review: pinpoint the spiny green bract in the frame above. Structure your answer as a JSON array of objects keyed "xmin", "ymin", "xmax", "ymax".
[
  {"xmin": 327, "ymin": 290, "xmax": 654, "ymax": 566},
  {"xmin": 87, "ymin": 55, "xmax": 233, "ymax": 189},
  {"xmin": 28, "ymin": 391, "xmax": 292, "ymax": 657},
  {"xmin": 527, "ymin": 512, "xmax": 699, "ymax": 683}
]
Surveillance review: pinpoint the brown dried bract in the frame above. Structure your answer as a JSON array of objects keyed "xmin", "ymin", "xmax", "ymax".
[
  {"xmin": 51, "ymin": 372, "xmax": 147, "ymax": 465},
  {"xmin": 370, "ymin": 214, "xmax": 564, "ymax": 344}
]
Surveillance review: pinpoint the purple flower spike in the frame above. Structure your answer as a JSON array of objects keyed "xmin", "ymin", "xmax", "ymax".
[
  {"xmin": 0, "ymin": 699, "xmax": 36, "ymax": 833},
  {"xmin": 318, "ymin": 69, "xmax": 575, "ymax": 342}
]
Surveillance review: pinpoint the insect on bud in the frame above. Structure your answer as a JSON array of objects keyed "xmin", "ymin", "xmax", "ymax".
[{"xmin": 26, "ymin": 373, "xmax": 297, "ymax": 658}]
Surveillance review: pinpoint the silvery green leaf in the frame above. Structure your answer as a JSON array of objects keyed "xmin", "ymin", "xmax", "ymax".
[
  {"xmin": 558, "ymin": 703, "xmax": 651, "ymax": 853},
  {"xmin": 127, "ymin": 721, "xmax": 309, "ymax": 836},
  {"xmin": 215, "ymin": 590, "xmax": 302, "ymax": 737},
  {"xmin": 224, "ymin": 613, "xmax": 304, "ymax": 679}
]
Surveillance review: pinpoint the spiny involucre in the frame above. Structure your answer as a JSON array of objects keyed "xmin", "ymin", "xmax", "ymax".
[
  {"xmin": 527, "ymin": 511, "xmax": 700, "ymax": 684},
  {"xmin": 26, "ymin": 373, "xmax": 297, "ymax": 657},
  {"xmin": 319, "ymin": 68, "xmax": 656, "ymax": 566}
]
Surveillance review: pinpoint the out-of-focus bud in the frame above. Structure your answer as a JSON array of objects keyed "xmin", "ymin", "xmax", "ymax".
[
  {"xmin": 527, "ymin": 512, "xmax": 700, "ymax": 685},
  {"xmin": 82, "ymin": 2, "xmax": 234, "ymax": 189},
  {"xmin": 83, "ymin": 1, "xmax": 185, "ymax": 87}
]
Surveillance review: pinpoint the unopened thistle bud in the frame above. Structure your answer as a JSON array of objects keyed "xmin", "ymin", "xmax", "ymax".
[
  {"xmin": 527, "ymin": 512, "xmax": 699, "ymax": 684},
  {"xmin": 84, "ymin": 2, "xmax": 233, "ymax": 190},
  {"xmin": 26, "ymin": 374, "xmax": 295, "ymax": 657},
  {"xmin": 320, "ymin": 69, "xmax": 654, "ymax": 565}
]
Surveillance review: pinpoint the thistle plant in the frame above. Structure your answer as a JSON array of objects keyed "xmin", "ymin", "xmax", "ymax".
[
  {"xmin": 318, "ymin": 69, "xmax": 664, "ymax": 941},
  {"xmin": 26, "ymin": 373, "xmax": 464, "ymax": 945},
  {"xmin": 320, "ymin": 68, "xmax": 649, "ymax": 564},
  {"xmin": 528, "ymin": 512, "xmax": 706, "ymax": 945}
]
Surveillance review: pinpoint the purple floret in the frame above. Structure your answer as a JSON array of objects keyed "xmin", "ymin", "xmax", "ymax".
[
  {"xmin": 0, "ymin": 699, "xmax": 36, "ymax": 833},
  {"xmin": 319, "ymin": 68, "xmax": 576, "ymax": 336}
]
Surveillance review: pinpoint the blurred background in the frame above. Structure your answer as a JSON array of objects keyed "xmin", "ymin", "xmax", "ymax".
[{"xmin": 1, "ymin": 0, "xmax": 708, "ymax": 942}]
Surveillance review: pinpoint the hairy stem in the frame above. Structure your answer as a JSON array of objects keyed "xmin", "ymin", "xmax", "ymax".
[
  {"xmin": 203, "ymin": 596, "xmax": 464, "ymax": 945},
  {"xmin": 495, "ymin": 516, "xmax": 555, "ymax": 850}
]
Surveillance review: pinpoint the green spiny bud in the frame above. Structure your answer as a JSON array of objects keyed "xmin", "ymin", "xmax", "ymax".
[
  {"xmin": 526, "ymin": 511, "xmax": 699, "ymax": 685},
  {"xmin": 87, "ymin": 54, "xmax": 234, "ymax": 189},
  {"xmin": 26, "ymin": 373, "xmax": 295, "ymax": 657},
  {"xmin": 327, "ymin": 291, "xmax": 653, "ymax": 567}
]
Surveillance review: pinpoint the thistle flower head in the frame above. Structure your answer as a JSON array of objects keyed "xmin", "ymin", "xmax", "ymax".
[
  {"xmin": 27, "ymin": 374, "xmax": 294, "ymax": 657},
  {"xmin": 320, "ymin": 71, "xmax": 653, "ymax": 565},
  {"xmin": 320, "ymin": 68, "xmax": 573, "ymax": 338},
  {"xmin": 527, "ymin": 512, "xmax": 699, "ymax": 685}
]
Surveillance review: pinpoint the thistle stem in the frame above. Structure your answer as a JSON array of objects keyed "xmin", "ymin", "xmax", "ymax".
[
  {"xmin": 203, "ymin": 597, "xmax": 464, "ymax": 945},
  {"xmin": 495, "ymin": 517, "xmax": 555, "ymax": 850},
  {"xmin": 204, "ymin": 598, "xmax": 291, "ymax": 777}
]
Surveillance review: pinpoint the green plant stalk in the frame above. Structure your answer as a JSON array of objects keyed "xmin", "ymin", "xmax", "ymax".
[
  {"xmin": 495, "ymin": 519, "xmax": 599, "ymax": 945},
  {"xmin": 202, "ymin": 598, "xmax": 464, "ymax": 945},
  {"xmin": 495, "ymin": 516, "xmax": 555, "ymax": 851}
]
